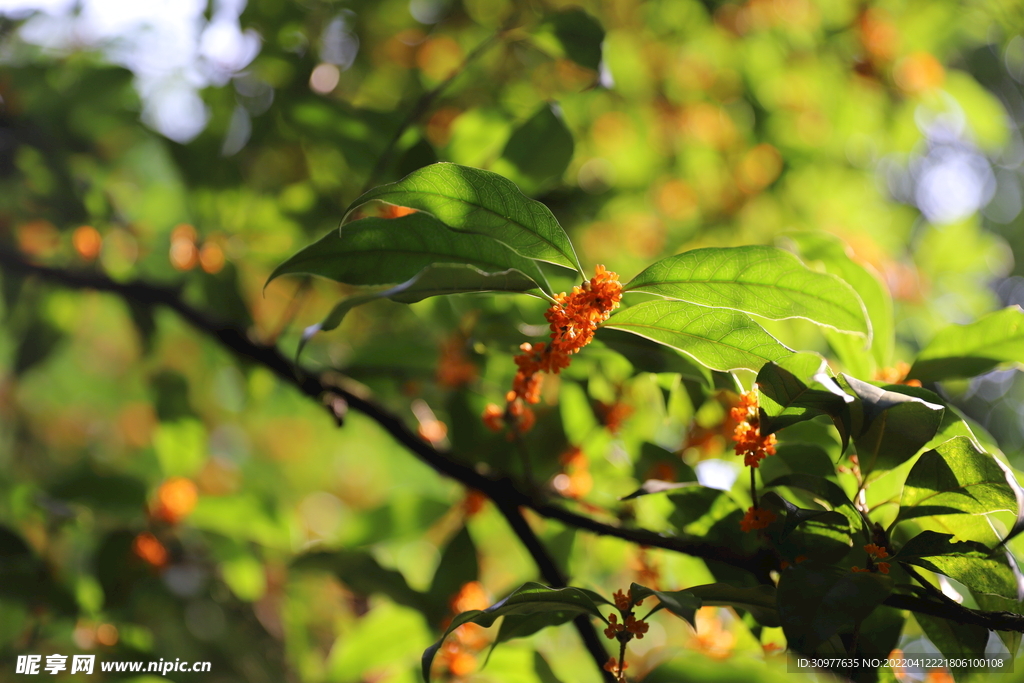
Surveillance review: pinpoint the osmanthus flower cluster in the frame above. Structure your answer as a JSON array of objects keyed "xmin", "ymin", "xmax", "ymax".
[
  {"xmin": 730, "ymin": 390, "xmax": 779, "ymax": 533},
  {"xmin": 483, "ymin": 265, "xmax": 623, "ymax": 438},
  {"xmin": 852, "ymin": 543, "xmax": 891, "ymax": 574}
]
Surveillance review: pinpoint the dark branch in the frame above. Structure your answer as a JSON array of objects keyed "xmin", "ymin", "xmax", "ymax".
[{"xmin": 3, "ymin": 250, "xmax": 1024, "ymax": 636}]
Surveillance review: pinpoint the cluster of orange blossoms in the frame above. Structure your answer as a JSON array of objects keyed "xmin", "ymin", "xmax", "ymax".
[
  {"xmin": 852, "ymin": 543, "xmax": 891, "ymax": 574},
  {"xmin": 483, "ymin": 266, "xmax": 622, "ymax": 437},
  {"xmin": 739, "ymin": 506, "xmax": 777, "ymax": 532},
  {"xmin": 436, "ymin": 335, "xmax": 478, "ymax": 389},
  {"xmin": 435, "ymin": 581, "xmax": 491, "ymax": 678},
  {"xmin": 874, "ymin": 361, "xmax": 922, "ymax": 387},
  {"xmin": 730, "ymin": 389, "xmax": 777, "ymax": 468},
  {"xmin": 134, "ymin": 477, "xmax": 201, "ymax": 568},
  {"xmin": 604, "ymin": 588, "xmax": 649, "ymax": 642},
  {"xmin": 552, "ymin": 446, "xmax": 594, "ymax": 499}
]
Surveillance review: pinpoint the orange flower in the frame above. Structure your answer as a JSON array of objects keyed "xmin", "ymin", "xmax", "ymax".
[
  {"xmin": 152, "ymin": 477, "xmax": 198, "ymax": 524},
  {"xmin": 604, "ymin": 656, "xmax": 629, "ymax": 672},
  {"xmin": 874, "ymin": 362, "xmax": 922, "ymax": 387},
  {"xmin": 864, "ymin": 543, "xmax": 889, "ymax": 560},
  {"xmin": 739, "ymin": 506, "xmax": 776, "ymax": 532},
  {"xmin": 730, "ymin": 390, "xmax": 776, "ymax": 467},
  {"xmin": 876, "ymin": 562, "xmax": 891, "ymax": 574},
  {"xmin": 437, "ymin": 335, "xmax": 478, "ymax": 388},
  {"xmin": 596, "ymin": 400, "xmax": 633, "ymax": 435},
  {"xmin": 381, "ymin": 203, "xmax": 418, "ymax": 219},
  {"xmin": 484, "ymin": 267, "xmax": 621, "ymax": 434},
  {"xmin": 462, "ymin": 490, "xmax": 487, "ymax": 517},
  {"xmin": 132, "ymin": 532, "xmax": 168, "ymax": 568},
  {"xmin": 612, "ymin": 588, "xmax": 643, "ymax": 611},
  {"xmin": 482, "ymin": 404, "xmax": 504, "ymax": 432},
  {"xmin": 604, "ymin": 613, "xmax": 625, "ymax": 639},
  {"xmin": 625, "ymin": 615, "xmax": 649, "ymax": 638}
]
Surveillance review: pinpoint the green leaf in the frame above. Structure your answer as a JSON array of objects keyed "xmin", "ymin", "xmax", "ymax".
[
  {"xmin": 533, "ymin": 651, "xmax": 566, "ymax": 683},
  {"xmin": 784, "ymin": 231, "xmax": 894, "ymax": 369},
  {"xmin": 762, "ymin": 473, "xmax": 861, "ymax": 532},
  {"xmin": 686, "ymin": 583, "xmax": 780, "ymax": 627},
  {"xmin": 603, "ymin": 300, "xmax": 793, "ymax": 372},
  {"xmin": 756, "ymin": 352, "xmax": 852, "ymax": 436},
  {"xmin": 757, "ymin": 443, "xmax": 837, "ymax": 484},
  {"xmin": 914, "ymin": 612, "xmax": 990, "ymax": 680},
  {"xmin": 893, "ymin": 531, "xmax": 1019, "ymax": 598},
  {"xmin": 898, "ymin": 436, "xmax": 1018, "ymax": 522},
  {"xmin": 501, "ymin": 104, "xmax": 575, "ymax": 189},
  {"xmin": 421, "ymin": 583, "xmax": 609, "ymax": 682},
  {"xmin": 777, "ymin": 563, "xmax": 893, "ymax": 652},
  {"xmin": 426, "ymin": 526, "xmax": 479, "ymax": 622},
  {"xmin": 623, "ymin": 246, "xmax": 870, "ymax": 337},
  {"xmin": 343, "ymin": 163, "xmax": 582, "ymax": 271},
  {"xmin": 546, "ymin": 8, "xmax": 605, "ymax": 71},
  {"xmin": 760, "ymin": 492, "xmax": 849, "ymax": 539},
  {"xmin": 620, "ymin": 479, "xmax": 701, "ymax": 500},
  {"xmin": 297, "ymin": 264, "xmax": 539, "ymax": 359},
  {"xmin": 668, "ymin": 486, "xmax": 751, "ymax": 549},
  {"xmin": 291, "ymin": 550, "xmax": 428, "ymax": 615},
  {"xmin": 630, "ymin": 582, "xmax": 701, "ymax": 627},
  {"xmin": 596, "ymin": 329, "xmax": 713, "ymax": 385},
  {"xmin": 909, "ymin": 306, "xmax": 1024, "ymax": 382},
  {"xmin": 843, "ymin": 376, "xmax": 944, "ymax": 473},
  {"xmin": 267, "ymin": 212, "xmax": 552, "ymax": 294}
]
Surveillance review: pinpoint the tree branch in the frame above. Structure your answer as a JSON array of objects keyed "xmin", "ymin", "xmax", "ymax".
[
  {"xmin": 493, "ymin": 499, "xmax": 614, "ymax": 682},
  {"xmin": 3, "ymin": 250, "xmax": 1024, "ymax": 636}
]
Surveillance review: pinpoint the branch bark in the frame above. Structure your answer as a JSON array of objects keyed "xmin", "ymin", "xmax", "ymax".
[{"xmin": 3, "ymin": 250, "xmax": 1024, "ymax": 637}]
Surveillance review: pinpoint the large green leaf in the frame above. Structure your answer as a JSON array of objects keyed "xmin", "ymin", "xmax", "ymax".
[
  {"xmin": 898, "ymin": 436, "xmax": 1018, "ymax": 522},
  {"xmin": 630, "ymin": 582, "xmax": 701, "ymax": 627},
  {"xmin": 777, "ymin": 563, "xmax": 893, "ymax": 652},
  {"xmin": 421, "ymin": 583, "xmax": 609, "ymax": 682},
  {"xmin": 784, "ymin": 231, "xmax": 894, "ymax": 369},
  {"xmin": 843, "ymin": 376, "xmax": 944, "ymax": 473},
  {"xmin": 893, "ymin": 531, "xmax": 1019, "ymax": 598},
  {"xmin": 668, "ymin": 486, "xmax": 752, "ymax": 550},
  {"xmin": 623, "ymin": 246, "xmax": 870, "ymax": 337},
  {"xmin": 297, "ymin": 264, "xmax": 539, "ymax": 359},
  {"xmin": 343, "ymin": 163, "xmax": 581, "ymax": 272},
  {"xmin": 762, "ymin": 472, "xmax": 861, "ymax": 532},
  {"xmin": 267, "ymin": 212, "xmax": 552, "ymax": 294},
  {"xmin": 909, "ymin": 306, "xmax": 1024, "ymax": 382},
  {"xmin": 756, "ymin": 352, "xmax": 852, "ymax": 436},
  {"xmin": 602, "ymin": 300, "xmax": 793, "ymax": 372},
  {"xmin": 760, "ymin": 491, "xmax": 849, "ymax": 539}
]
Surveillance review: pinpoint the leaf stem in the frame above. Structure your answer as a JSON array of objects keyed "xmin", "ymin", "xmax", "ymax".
[{"xmin": 750, "ymin": 466, "xmax": 758, "ymax": 508}]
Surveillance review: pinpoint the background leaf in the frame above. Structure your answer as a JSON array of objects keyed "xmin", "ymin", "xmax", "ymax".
[
  {"xmin": 500, "ymin": 104, "xmax": 575, "ymax": 191},
  {"xmin": 909, "ymin": 306, "xmax": 1024, "ymax": 382}
]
